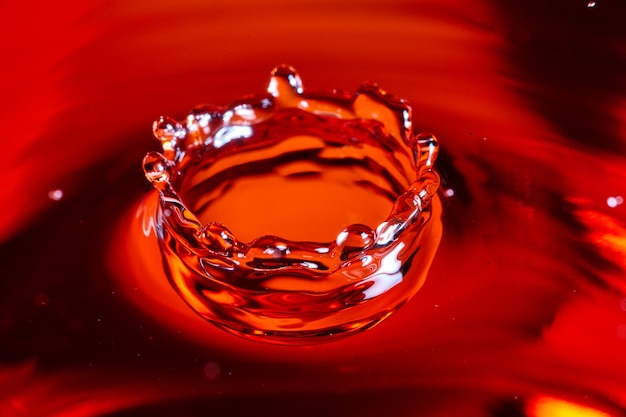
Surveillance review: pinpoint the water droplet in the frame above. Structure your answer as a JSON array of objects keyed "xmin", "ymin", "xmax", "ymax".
[
  {"xmin": 185, "ymin": 104, "xmax": 224, "ymax": 146},
  {"xmin": 203, "ymin": 361, "xmax": 221, "ymax": 380},
  {"xmin": 268, "ymin": 64, "xmax": 303, "ymax": 96},
  {"xmin": 336, "ymin": 225, "xmax": 375, "ymax": 260},
  {"xmin": 336, "ymin": 225, "xmax": 374, "ymax": 248},
  {"xmin": 587, "ymin": 1, "xmax": 596, "ymax": 8},
  {"xmin": 413, "ymin": 132, "xmax": 439, "ymax": 169},
  {"xmin": 153, "ymin": 116, "xmax": 185, "ymax": 146},
  {"xmin": 48, "ymin": 189, "xmax": 64, "ymax": 201},
  {"xmin": 444, "ymin": 188, "xmax": 455, "ymax": 197},
  {"xmin": 142, "ymin": 152, "xmax": 171, "ymax": 185},
  {"xmin": 199, "ymin": 222, "xmax": 237, "ymax": 254}
]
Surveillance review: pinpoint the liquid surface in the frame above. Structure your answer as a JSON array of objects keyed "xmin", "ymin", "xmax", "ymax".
[
  {"xmin": 142, "ymin": 69, "xmax": 441, "ymax": 343},
  {"xmin": 1, "ymin": 0, "xmax": 626, "ymax": 416},
  {"xmin": 176, "ymin": 110, "xmax": 411, "ymax": 243},
  {"xmin": 199, "ymin": 169, "xmax": 393, "ymax": 242}
]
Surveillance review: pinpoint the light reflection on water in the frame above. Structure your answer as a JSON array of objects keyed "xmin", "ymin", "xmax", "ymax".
[{"xmin": 1, "ymin": 0, "xmax": 625, "ymax": 416}]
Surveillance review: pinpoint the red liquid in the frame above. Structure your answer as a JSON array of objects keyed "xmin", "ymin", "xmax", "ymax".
[
  {"xmin": 141, "ymin": 68, "xmax": 442, "ymax": 343},
  {"xmin": 1, "ymin": 0, "xmax": 626, "ymax": 416}
]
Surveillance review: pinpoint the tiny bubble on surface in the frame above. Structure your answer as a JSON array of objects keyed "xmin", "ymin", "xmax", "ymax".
[
  {"xmin": 48, "ymin": 189, "xmax": 64, "ymax": 201},
  {"xmin": 33, "ymin": 293, "xmax": 50, "ymax": 307},
  {"xmin": 587, "ymin": 1, "xmax": 596, "ymax": 8},
  {"xmin": 203, "ymin": 361, "xmax": 221, "ymax": 380}
]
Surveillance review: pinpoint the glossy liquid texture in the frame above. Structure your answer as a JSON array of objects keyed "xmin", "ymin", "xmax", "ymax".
[
  {"xmin": 177, "ymin": 110, "xmax": 407, "ymax": 243},
  {"xmin": 1, "ymin": 0, "xmax": 626, "ymax": 416},
  {"xmin": 142, "ymin": 67, "xmax": 441, "ymax": 343}
]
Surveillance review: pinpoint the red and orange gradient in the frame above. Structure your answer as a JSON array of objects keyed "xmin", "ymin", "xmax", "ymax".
[{"xmin": 1, "ymin": 0, "xmax": 625, "ymax": 416}]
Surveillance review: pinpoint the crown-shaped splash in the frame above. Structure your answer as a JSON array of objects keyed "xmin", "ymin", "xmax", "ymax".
[{"xmin": 142, "ymin": 65, "xmax": 442, "ymax": 344}]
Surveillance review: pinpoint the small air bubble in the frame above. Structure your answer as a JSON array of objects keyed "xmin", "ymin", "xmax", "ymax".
[
  {"xmin": 34, "ymin": 293, "xmax": 50, "ymax": 307},
  {"xmin": 444, "ymin": 188, "xmax": 455, "ymax": 197},
  {"xmin": 203, "ymin": 361, "xmax": 220, "ymax": 377},
  {"xmin": 587, "ymin": 1, "xmax": 596, "ymax": 8},
  {"xmin": 607, "ymin": 196, "xmax": 623, "ymax": 208},
  {"xmin": 48, "ymin": 189, "xmax": 64, "ymax": 201}
]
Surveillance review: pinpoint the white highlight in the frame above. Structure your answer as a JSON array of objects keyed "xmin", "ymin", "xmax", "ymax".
[
  {"xmin": 213, "ymin": 125, "xmax": 253, "ymax": 148},
  {"xmin": 362, "ymin": 243, "xmax": 404, "ymax": 300},
  {"xmin": 606, "ymin": 196, "xmax": 624, "ymax": 208},
  {"xmin": 267, "ymin": 78, "xmax": 279, "ymax": 96},
  {"xmin": 361, "ymin": 255, "xmax": 373, "ymax": 267},
  {"xmin": 48, "ymin": 189, "xmax": 64, "ymax": 201}
]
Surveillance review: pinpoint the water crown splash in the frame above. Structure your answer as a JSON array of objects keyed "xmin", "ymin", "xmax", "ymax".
[{"xmin": 142, "ymin": 65, "xmax": 442, "ymax": 344}]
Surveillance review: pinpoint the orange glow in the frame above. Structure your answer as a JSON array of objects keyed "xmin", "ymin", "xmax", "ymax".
[
  {"xmin": 528, "ymin": 396, "xmax": 612, "ymax": 417},
  {"xmin": 2, "ymin": 0, "xmax": 626, "ymax": 415},
  {"xmin": 0, "ymin": 362, "xmax": 167, "ymax": 417}
]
